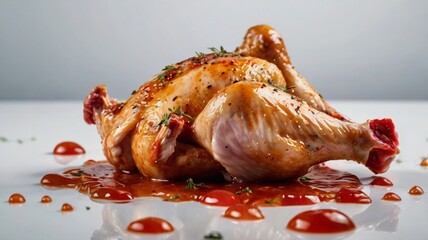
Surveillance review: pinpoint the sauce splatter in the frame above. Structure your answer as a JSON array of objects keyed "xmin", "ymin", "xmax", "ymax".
[
  {"xmin": 382, "ymin": 192, "xmax": 401, "ymax": 201},
  {"xmin": 420, "ymin": 158, "xmax": 428, "ymax": 167},
  {"xmin": 53, "ymin": 141, "xmax": 85, "ymax": 155},
  {"xmin": 224, "ymin": 204, "xmax": 264, "ymax": 220},
  {"xmin": 91, "ymin": 187, "xmax": 134, "ymax": 203},
  {"xmin": 41, "ymin": 162, "xmax": 364, "ymax": 207},
  {"xmin": 8, "ymin": 193, "xmax": 26, "ymax": 204},
  {"xmin": 127, "ymin": 217, "xmax": 174, "ymax": 234},
  {"xmin": 335, "ymin": 188, "xmax": 371, "ymax": 204},
  {"xmin": 287, "ymin": 209, "xmax": 355, "ymax": 233},
  {"xmin": 369, "ymin": 176, "xmax": 393, "ymax": 187},
  {"xmin": 409, "ymin": 186, "xmax": 424, "ymax": 195},
  {"xmin": 61, "ymin": 203, "xmax": 74, "ymax": 212},
  {"xmin": 201, "ymin": 190, "xmax": 240, "ymax": 206},
  {"xmin": 40, "ymin": 195, "xmax": 52, "ymax": 203}
]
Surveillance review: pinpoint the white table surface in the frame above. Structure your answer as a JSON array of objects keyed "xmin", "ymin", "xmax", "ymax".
[{"xmin": 1, "ymin": 100, "xmax": 428, "ymax": 240}]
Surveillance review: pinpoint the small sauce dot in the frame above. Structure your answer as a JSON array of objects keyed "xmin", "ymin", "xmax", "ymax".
[
  {"xmin": 382, "ymin": 192, "xmax": 401, "ymax": 201},
  {"xmin": 420, "ymin": 158, "xmax": 428, "ymax": 167},
  {"xmin": 41, "ymin": 195, "xmax": 52, "ymax": 203},
  {"xmin": 369, "ymin": 176, "xmax": 393, "ymax": 187},
  {"xmin": 409, "ymin": 186, "xmax": 424, "ymax": 195},
  {"xmin": 8, "ymin": 193, "xmax": 26, "ymax": 204},
  {"xmin": 61, "ymin": 203, "xmax": 74, "ymax": 212},
  {"xmin": 53, "ymin": 141, "xmax": 85, "ymax": 155},
  {"xmin": 224, "ymin": 204, "xmax": 264, "ymax": 220},
  {"xmin": 201, "ymin": 190, "xmax": 240, "ymax": 206},
  {"xmin": 335, "ymin": 188, "xmax": 371, "ymax": 204},
  {"xmin": 127, "ymin": 217, "xmax": 174, "ymax": 234},
  {"xmin": 287, "ymin": 209, "xmax": 356, "ymax": 233}
]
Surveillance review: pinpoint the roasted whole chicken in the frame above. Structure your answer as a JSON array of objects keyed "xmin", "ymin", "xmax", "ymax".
[{"xmin": 84, "ymin": 25, "xmax": 399, "ymax": 181}]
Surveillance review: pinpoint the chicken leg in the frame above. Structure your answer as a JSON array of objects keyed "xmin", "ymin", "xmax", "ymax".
[{"xmin": 192, "ymin": 82, "xmax": 398, "ymax": 181}]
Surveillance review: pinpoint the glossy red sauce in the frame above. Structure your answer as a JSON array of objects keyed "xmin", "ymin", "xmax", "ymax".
[
  {"xmin": 127, "ymin": 217, "xmax": 174, "ymax": 234},
  {"xmin": 8, "ymin": 193, "xmax": 26, "ymax": 204},
  {"xmin": 409, "ymin": 186, "xmax": 424, "ymax": 195},
  {"xmin": 224, "ymin": 204, "xmax": 264, "ymax": 220},
  {"xmin": 53, "ymin": 141, "xmax": 85, "ymax": 155},
  {"xmin": 40, "ymin": 162, "xmax": 364, "ymax": 207},
  {"xmin": 91, "ymin": 187, "xmax": 134, "ymax": 203},
  {"xmin": 382, "ymin": 192, "xmax": 401, "ymax": 201},
  {"xmin": 201, "ymin": 190, "xmax": 240, "ymax": 206},
  {"xmin": 61, "ymin": 203, "xmax": 74, "ymax": 212},
  {"xmin": 420, "ymin": 158, "xmax": 428, "ymax": 167},
  {"xmin": 41, "ymin": 195, "xmax": 52, "ymax": 203},
  {"xmin": 369, "ymin": 176, "xmax": 393, "ymax": 187},
  {"xmin": 335, "ymin": 188, "xmax": 371, "ymax": 204},
  {"xmin": 287, "ymin": 209, "xmax": 355, "ymax": 233}
]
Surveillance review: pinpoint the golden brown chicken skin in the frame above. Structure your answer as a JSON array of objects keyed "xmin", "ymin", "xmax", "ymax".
[{"xmin": 84, "ymin": 25, "xmax": 398, "ymax": 181}]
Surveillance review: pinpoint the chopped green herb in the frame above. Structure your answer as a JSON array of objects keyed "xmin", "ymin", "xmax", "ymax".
[
  {"xmin": 236, "ymin": 187, "xmax": 252, "ymax": 195},
  {"xmin": 184, "ymin": 178, "xmax": 205, "ymax": 190},
  {"xmin": 30, "ymin": 137, "xmax": 36, "ymax": 141},
  {"xmin": 265, "ymin": 199, "xmax": 276, "ymax": 205},
  {"xmin": 166, "ymin": 194, "xmax": 180, "ymax": 201},
  {"xmin": 70, "ymin": 170, "xmax": 84, "ymax": 177},
  {"xmin": 319, "ymin": 93, "xmax": 324, "ymax": 99},
  {"xmin": 395, "ymin": 159, "xmax": 403, "ymax": 164},
  {"xmin": 158, "ymin": 105, "xmax": 193, "ymax": 126},
  {"xmin": 0, "ymin": 136, "xmax": 8, "ymax": 142},
  {"xmin": 157, "ymin": 65, "xmax": 177, "ymax": 82},
  {"xmin": 85, "ymin": 206, "xmax": 91, "ymax": 210},
  {"xmin": 16, "ymin": 139, "xmax": 23, "ymax": 144},
  {"xmin": 299, "ymin": 176, "xmax": 312, "ymax": 182},
  {"xmin": 195, "ymin": 51, "xmax": 205, "ymax": 57},
  {"xmin": 268, "ymin": 79, "xmax": 289, "ymax": 93},
  {"xmin": 208, "ymin": 46, "xmax": 227, "ymax": 58},
  {"xmin": 204, "ymin": 231, "xmax": 223, "ymax": 240},
  {"xmin": 131, "ymin": 90, "xmax": 137, "ymax": 95}
]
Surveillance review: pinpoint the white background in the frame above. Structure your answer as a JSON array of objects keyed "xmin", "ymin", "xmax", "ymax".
[{"xmin": 1, "ymin": 0, "xmax": 427, "ymax": 100}]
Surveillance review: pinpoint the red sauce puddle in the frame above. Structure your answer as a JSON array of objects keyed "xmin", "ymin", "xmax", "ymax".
[
  {"xmin": 40, "ymin": 161, "xmax": 365, "ymax": 206},
  {"xmin": 409, "ymin": 186, "xmax": 424, "ymax": 195},
  {"xmin": 127, "ymin": 217, "xmax": 174, "ymax": 234},
  {"xmin": 382, "ymin": 192, "xmax": 401, "ymax": 201},
  {"xmin": 41, "ymin": 195, "xmax": 52, "ymax": 203},
  {"xmin": 53, "ymin": 141, "xmax": 85, "ymax": 155},
  {"xmin": 8, "ymin": 193, "xmax": 26, "ymax": 204},
  {"xmin": 369, "ymin": 176, "xmax": 393, "ymax": 187},
  {"xmin": 224, "ymin": 204, "xmax": 264, "ymax": 220},
  {"xmin": 61, "ymin": 203, "xmax": 74, "ymax": 212},
  {"xmin": 287, "ymin": 209, "xmax": 356, "ymax": 233}
]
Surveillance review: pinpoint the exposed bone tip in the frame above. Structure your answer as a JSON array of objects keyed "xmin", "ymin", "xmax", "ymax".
[
  {"xmin": 365, "ymin": 118, "xmax": 399, "ymax": 174},
  {"xmin": 83, "ymin": 85, "xmax": 108, "ymax": 125}
]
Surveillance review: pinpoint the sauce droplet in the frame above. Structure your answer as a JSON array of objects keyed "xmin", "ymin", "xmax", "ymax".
[
  {"xmin": 90, "ymin": 187, "xmax": 134, "ymax": 203},
  {"xmin": 201, "ymin": 190, "xmax": 240, "ymax": 206},
  {"xmin": 224, "ymin": 204, "xmax": 264, "ymax": 220},
  {"xmin": 335, "ymin": 188, "xmax": 371, "ymax": 204},
  {"xmin": 53, "ymin": 141, "xmax": 85, "ymax": 155},
  {"xmin": 409, "ymin": 186, "xmax": 424, "ymax": 195},
  {"xmin": 287, "ymin": 209, "xmax": 356, "ymax": 233},
  {"xmin": 8, "ymin": 193, "xmax": 26, "ymax": 204},
  {"xmin": 41, "ymin": 195, "xmax": 52, "ymax": 203},
  {"xmin": 61, "ymin": 203, "xmax": 74, "ymax": 212},
  {"xmin": 127, "ymin": 217, "xmax": 174, "ymax": 234},
  {"xmin": 382, "ymin": 192, "xmax": 401, "ymax": 201},
  {"xmin": 369, "ymin": 176, "xmax": 393, "ymax": 187},
  {"xmin": 420, "ymin": 158, "xmax": 428, "ymax": 167}
]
